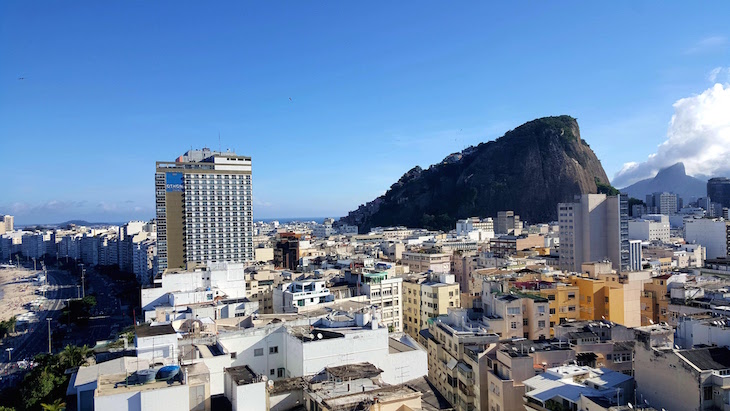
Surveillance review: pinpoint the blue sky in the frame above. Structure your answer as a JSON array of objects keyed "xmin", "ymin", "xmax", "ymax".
[{"xmin": 1, "ymin": 2, "xmax": 729, "ymax": 224}]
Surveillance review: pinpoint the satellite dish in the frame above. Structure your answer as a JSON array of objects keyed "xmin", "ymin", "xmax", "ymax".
[
  {"xmin": 261, "ymin": 375, "xmax": 268, "ymax": 382},
  {"xmin": 308, "ymin": 333, "xmax": 315, "ymax": 340},
  {"xmin": 317, "ymin": 333, "xmax": 323, "ymax": 340},
  {"xmin": 268, "ymin": 380, "xmax": 274, "ymax": 387}
]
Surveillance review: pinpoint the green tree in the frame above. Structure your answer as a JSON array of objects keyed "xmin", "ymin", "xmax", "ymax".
[
  {"xmin": 21, "ymin": 368, "xmax": 63, "ymax": 409},
  {"xmin": 6, "ymin": 316, "xmax": 17, "ymax": 334}
]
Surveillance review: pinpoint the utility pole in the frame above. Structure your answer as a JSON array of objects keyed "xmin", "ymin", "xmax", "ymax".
[
  {"xmin": 79, "ymin": 263, "xmax": 86, "ymax": 298},
  {"xmin": 47, "ymin": 318, "xmax": 52, "ymax": 354}
]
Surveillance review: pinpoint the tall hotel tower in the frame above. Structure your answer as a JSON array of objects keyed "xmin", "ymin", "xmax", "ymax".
[{"xmin": 155, "ymin": 148, "xmax": 253, "ymax": 273}]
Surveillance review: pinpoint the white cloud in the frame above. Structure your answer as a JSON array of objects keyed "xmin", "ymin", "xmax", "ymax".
[
  {"xmin": 708, "ymin": 67, "xmax": 730, "ymax": 83},
  {"xmin": 613, "ymin": 83, "xmax": 730, "ymax": 187},
  {"xmin": 686, "ymin": 36, "xmax": 727, "ymax": 54}
]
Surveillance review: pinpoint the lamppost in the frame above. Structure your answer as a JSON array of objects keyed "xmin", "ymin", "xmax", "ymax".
[
  {"xmin": 47, "ymin": 318, "xmax": 52, "ymax": 354},
  {"xmin": 5, "ymin": 347, "xmax": 13, "ymax": 362}
]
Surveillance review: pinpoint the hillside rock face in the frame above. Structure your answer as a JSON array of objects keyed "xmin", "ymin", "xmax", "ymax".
[
  {"xmin": 340, "ymin": 116, "xmax": 610, "ymax": 232},
  {"xmin": 619, "ymin": 162, "xmax": 706, "ymax": 201}
]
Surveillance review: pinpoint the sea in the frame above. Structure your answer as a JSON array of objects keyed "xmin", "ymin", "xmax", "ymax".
[{"xmin": 255, "ymin": 217, "xmax": 330, "ymax": 224}]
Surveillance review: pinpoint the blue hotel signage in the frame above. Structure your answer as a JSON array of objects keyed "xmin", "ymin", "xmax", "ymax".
[{"xmin": 166, "ymin": 172, "xmax": 184, "ymax": 192}]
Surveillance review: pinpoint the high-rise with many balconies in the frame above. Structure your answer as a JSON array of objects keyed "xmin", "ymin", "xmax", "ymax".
[{"xmin": 155, "ymin": 148, "xmax": 253, "ymax": 274}]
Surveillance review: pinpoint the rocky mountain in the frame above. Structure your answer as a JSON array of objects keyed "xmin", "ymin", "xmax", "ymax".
[
  {"xmin": 618, "ymin": 162, "xmax": 706, "ymax": 201},
  {"xmin": 341, "ymin": 115, "xmax": 612, "ymax": 232}
]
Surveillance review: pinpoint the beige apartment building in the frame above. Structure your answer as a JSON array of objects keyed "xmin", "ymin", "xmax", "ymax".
[
  {"xmin": 481, "ymin": 280, "xmax": 550, "ymax": 340},
  {"xmin": 422, "ymin": 309, "xmax": 499, "ymax": 411},
  {"xmin": 402, "ymin": 272, "xmax": 461, "ymax": 340},
  {"xmin": 401, "ymin": 251, "xmax": 452, "ymax": 274}
]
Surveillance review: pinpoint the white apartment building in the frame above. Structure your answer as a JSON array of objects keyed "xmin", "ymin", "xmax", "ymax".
[
  {"xmin": 629, "ymin": 214, "xmax": 670, "ymax": 243},
  {"xmin": 132, "ymin": 237, "xmax": 156, "ymax": 283},
  {"xmin": 155, "ymin": 148, "xmax": 254, "ymax": 273},
  {"xmin": 272, "ymin": 277, "xmax": 333, "ymax": 313},
  {"xmin": 558, "ymin": 194, "xmax": 630, "ymax": 273},
  {"xmin": 217, "ymin": 311, "xmax": 426, "ymax": 385},
  {"xmin": 629, "ymin": 239, "xmax": 642, "ymax": 271},
  {"xmin": 456, "ymin": 217, "xmax": 495, "ymax": 238},
  {"xmin": 684, "ymin": 218, "xmax": 729, "ymax": 259},
  {"xmin": 141, "ymin": 261, "xmax": 249, "ymax": 322},
  {"xmin": 345, "ymin": 268, "xmax": 403, "ymax": 332}
]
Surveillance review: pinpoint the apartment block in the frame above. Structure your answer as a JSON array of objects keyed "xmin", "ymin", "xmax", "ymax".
[
  {"xmin": 485, "ymin": 340, "xmax": 574, "ymax": 411},
  {"xmin": 496, "ymin": 211, "xmax": 522, "ymax": 234},
  {"xmin": 569, "ymin": 262, "xmax": 651, "ymax": 327},
  {"xmin": 481, "ymin": 280, "xmax": 550, "ymax": 340},
  {"xmin": 401, "ymin": 251, "xmax": 452, "ymax": 274},
  {"xmin": 684, "ymin": 218, "xmax": 729, "ymax": 259},
  {"xmin": 558, "ymin": 193, "xmax": 630, "ymax": 273},
  {"xmin": 402, "ymin": 272, "xmax": 461, "ymax": 340},
  {"xmin": 421, "ymin": 308, "xmax": 499, "ymax": 411},
  {"xmin": 629, "ymin": 214, "xmax": 671, "ymax": 243},
  {"xmin": 272, "ymin": 277, "xmax": 333, "ymax": 313},
  {"xmin": 155, "ymin": 148, "xmax": 253, "ymax": 273},
  {"xmin": 345, "ymin": 268, "xmax": 403, "ymax": 332}
]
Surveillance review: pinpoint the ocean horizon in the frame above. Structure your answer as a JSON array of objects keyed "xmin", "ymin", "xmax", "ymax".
[{"xmin": 255, "ymin": 217, "xmax": 332, "ymax": 224}]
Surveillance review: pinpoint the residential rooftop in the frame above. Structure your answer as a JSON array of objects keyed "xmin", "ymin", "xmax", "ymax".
[{"xmin": 225, "ymin": 365, "xmax": 260, "ymax": 386}]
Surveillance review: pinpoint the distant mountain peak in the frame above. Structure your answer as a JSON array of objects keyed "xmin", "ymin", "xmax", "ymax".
[
  {"xmin": 619, "ymin": 161, "xmax": 705, "ymax": 200},
  {"xmin": 655, "ymin": 162, "xmax": 686, "ymax": 179}
]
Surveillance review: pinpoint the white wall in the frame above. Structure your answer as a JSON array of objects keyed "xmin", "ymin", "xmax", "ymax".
[
  {"xmin": 233, "ymin": 382, "xmax": 267, "ymax": 411},
  {"xmin": 136, "ymin": 334, "xmax": 179, "ymax": 363},
  {"xmin": 685, "ymin": 219, "xmax": 727, "ymax": 259},
  {"xmin": 94, "ymin": 385, "xmax": 189, "ymax": 411}
]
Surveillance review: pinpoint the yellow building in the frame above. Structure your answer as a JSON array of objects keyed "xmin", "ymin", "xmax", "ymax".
[
  {"xmin": 533, "ymin": 283, "xmax": 581, "ymax": 335},
  {"xmin": 403, "ymin": 272, "xmax": 461, "ymax": 340},
  {"xmin": 569, "ymin": 267, "xmax": 650, "ymax": 327},
  {"xmin": 641, "ymin": 274, "xmax": 672, "ymax": 325}
]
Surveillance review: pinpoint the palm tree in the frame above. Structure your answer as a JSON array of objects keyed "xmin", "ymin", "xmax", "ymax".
[
  {"xmin": 40, "ymin": 398, "xmax": 66, "ymax": 411},
  {"xmin": 59, "ymin": 344, "xmax": 91, "ymax": 369}
]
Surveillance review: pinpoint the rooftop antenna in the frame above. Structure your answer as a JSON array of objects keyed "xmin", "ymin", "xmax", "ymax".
[{"xmin": 218, "ymin": 132, "xmax": 221, "ymax": 153}]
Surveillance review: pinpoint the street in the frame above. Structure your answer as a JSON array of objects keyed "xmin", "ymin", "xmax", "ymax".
[{"xmin": 0, "ymin": 266, "xmax": 133, "ymax": 387}]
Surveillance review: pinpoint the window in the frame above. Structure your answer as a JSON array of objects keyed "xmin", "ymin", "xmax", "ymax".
[
  {"xmin": 270, "ymin": 369, "xmax": 275, "ymax": 376},
  {"xmin": 510, "ymin": 322, "xmax": 518, "ymax": 329},
  {"xmin": 548, "ymin": 295, "xmax": 556, "ymax": 301},
  {"xmin": 523, "ymin": 319, "xmax": 529, "ymax": 326},
  {"xmin": 704, "ymin": 386, "xmax": 713, "ymax": 400},
  {"xmin": 254, "ymin": 348, "xmax": 263, "ymax": 357},
  {"xmin": 269, "ymin": 346, "xmax": 279, "ymax": 354},
  {"xmin": 538, "ymin": 320, "xmax": 546, "ymax": 328},
  {"xmin": 567, "ymin": 292, "xmax": 575, "ymax": 299},
  {"xmin": 550, "ymin": 308, "xmax": 556, "ymax": 314},
  {"xmin": 537, "ymin": 306, "xmax": 546, "ymax": 313},
  {"xmin": 277, "ymin": 368, "xmax": 285, "ymax": 378},
  {"xmin": 507, "ymin": 307, "xmax": 520, "ymax": 315}
]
